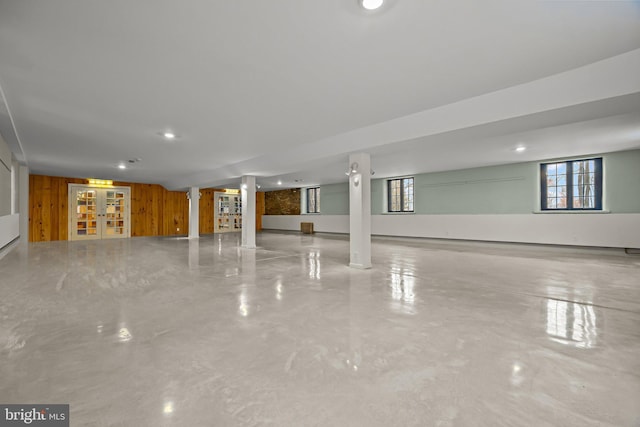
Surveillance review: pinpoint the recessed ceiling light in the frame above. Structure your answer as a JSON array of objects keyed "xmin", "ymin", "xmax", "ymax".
[
  {"xmin": 163, "ymin": 132, "xmax": 176, "ymax": 140},
  {"xmin": 118, "ymin": 164, "xmax": 126, "ymax": 169},
  {"xmin": 361, "ymin": 0, "xmax": 384, "ymax": 10},
  {"xmin": 277, "ymin": 180, "xmax": 282, "ymax": 186},
  {"xmin": 515, "ymin": 146, "xmax": 527, "ymax": 153}
]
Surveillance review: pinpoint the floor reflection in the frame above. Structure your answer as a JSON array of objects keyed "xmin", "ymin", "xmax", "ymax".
[
  {"xmin": 390, "ymin": 271, "xmax": 415, "ymax": 303},
  {"xmin": 305, "ymin": 250, "xmax": 321, "ymax": 280},
  {"xmin": 163, "ymin": 400, "xmax": 174, "ymax": 416},
  {"xmin": 389, "ymin": 269, "xmax": 416, "ymax": 315},
  {"xmin": 118, "ymin": 326, "xmax": 133, "ymax": 343},
  {"xmin": 545, "ymin": 298, "xmax": 598, "ymax": 349},
  {"xmin": 238, "ymin": 290, "xmax": 249, "ymax": 317}
]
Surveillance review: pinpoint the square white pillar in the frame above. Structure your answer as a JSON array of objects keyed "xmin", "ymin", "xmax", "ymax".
[
  {"xmin": 349, "ymin": 153, "xmax": 372, "ymax": 269},
  {"xmin": 188, "ymin": 187, "xmax": 200, "ymax": 239},
  {"xmin": 19, "ymin": 165, "xmax": 29, "ymax": 243},
  {"xmin": 241, "ymin": 175, "xmax": 256, "ymax": 249}
]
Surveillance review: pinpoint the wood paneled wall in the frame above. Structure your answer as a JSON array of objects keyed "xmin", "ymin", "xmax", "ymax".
[
  {"xmin": 162, "ymin": 189, "xmax": 189, "ymax": 236},
  {"xmin": 129, "ymin": 183, "xmax": 164, "ymax": 237},
  {"xmin": 199, "ymin": 188, "xmax": 217, "ymax": 234},
  {"xmin": 30, "ymin": 176, "xmax": 83, "ymax": 241},
  {"xmin": 29, "ymin": 175, "xmax": 265, "ymax": 241}
]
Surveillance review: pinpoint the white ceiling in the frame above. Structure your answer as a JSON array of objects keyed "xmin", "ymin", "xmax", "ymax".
[{"xmin": 0, "ymin": 0, "xmax": 639, "ymax": 190}]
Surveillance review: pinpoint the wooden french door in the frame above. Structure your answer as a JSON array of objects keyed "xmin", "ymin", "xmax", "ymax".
[
  {"xmin": 68, "ymin": 185, "xmax": 131, "ymax": 241},
  {"xmin": 214, "ymin": 191, "xmax": 242, "ymax": 233}
]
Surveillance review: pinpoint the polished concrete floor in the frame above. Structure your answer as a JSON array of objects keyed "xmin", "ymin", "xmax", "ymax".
[{"xmin": 1, "ymin": 232, "xmax": 639, "ymax": 426}]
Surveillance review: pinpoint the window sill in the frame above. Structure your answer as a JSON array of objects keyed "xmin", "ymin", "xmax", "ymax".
[
  {"xmin": 532, "ymin": 210, "xmax": 610, "ymax": 214},
  {"xmin": 382, "ymin": 211, "xmax": 415, "ymax": 215}
]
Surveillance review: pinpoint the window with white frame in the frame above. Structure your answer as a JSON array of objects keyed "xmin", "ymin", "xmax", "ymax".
[
  {"xmin": 540, "ymin": 158, "xmax": 602, "ymax": 210},
  {"xmin": 307, "ymin": 187, "xmax": 320, "ymax": 213},
  {"xmin": 387, "ymin": 177, "xmax": 414, "ymax": 212}
]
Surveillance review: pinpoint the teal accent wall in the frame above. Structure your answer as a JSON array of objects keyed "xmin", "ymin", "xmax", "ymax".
[
  {"xmin": 407, "ymin": 163, "xmax": 534, "ymax": 214},
  {"xmin": 315, "ymin": 149, "xmax": 640, "ymax": 215},
  {"xmin": 317, "ymin": 182, "xmax": 349, "ymax": 215},
  {"xmin": 371, "ymin": 179, "xmax": 384, "ymax": 215},
  {"xmin": 370, "ymin": 163, "xmax": 536, "ymax": 214},
  {"xmin": 604, "ymin": 149, "xmax": 640, "ymax": 213}
]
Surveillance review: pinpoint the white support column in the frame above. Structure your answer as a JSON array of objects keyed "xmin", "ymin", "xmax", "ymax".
[
  {"xmin": 11, "ymin": 160, "xmax": 17, "ymax": 215},
  {"xmin": 349, "ymin": 153, "xmax": 372, "ymax": 269},
  {"xmin": 241, "ymin": 175, "xmax": 256, "ymax": 249},
  {"xmin": 188, "ymin": 187, "xmax": 200, "ymax": 239},
  {"xmin": 19, "ymin": 165, "xmax": 29, "ymax": 243}
]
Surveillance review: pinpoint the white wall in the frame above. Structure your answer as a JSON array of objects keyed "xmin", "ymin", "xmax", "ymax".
[
  {"xmin": 0, "ymin": 134, "xmax": 11, "ymax": 217},
  {"xmin": 19, "ymin": 165, "xmax": 28, "ymax": 242},
  {"xmin": 0, "ymin": 133, "xmax": 19, "ymax": 250},
  {"xmin": 264, "ymin": 215, "xmax": 349, "ymax": 234},
  {"xmin": 262, "ymin": 214, "xmax": 640, "ymax": 248},
  {"xmin": 0, "ymin": 213, "xmax": 19, "ymax": 248}
]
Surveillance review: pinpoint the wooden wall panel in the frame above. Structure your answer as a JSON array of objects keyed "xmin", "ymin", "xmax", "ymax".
[
  {"xmin": 199, "ymin": 188, "xmax": 217, "ymax": 234},
  {"xmin": 29, "ymin": 175, "xmax": 84, "ymax": 242},
  {"xmin": 163, "ymin": 190, "xmax": 189, "ymax": 236},
  {"xmin": 201, "ymin": 189, "xmax": 263, "ymax": 233},
  {"xmin": 30, "ymin": 175, "xmax": 191, "ymax": 241},
  {"xmin": 29, "ymin": 174, "xmax": 260, "ymax": 241},
  {"xmin": 56, "ymin": 177, "xmax": 68, "ymax": 240},
  {"xmin": 128, "ymin": 183, "xmax": 165, "ymax": 237},
  {"xmin": 128, "ymin": 183, "xmax": 146, "ymax": 237},
  {"xmin": 40, "ymin": 176, "xmax": 52, "ymax": 241}
]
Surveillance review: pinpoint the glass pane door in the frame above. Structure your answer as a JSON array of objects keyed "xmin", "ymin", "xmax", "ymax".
[
  {"xmin": 69, "ymin": 185, "xmax": 130, "ymax": 241},
  {"xmin": 233, "ymin": 195, "xmax": 242, "ymax": 231},
  {"xmin": 73, "ymin": 189, "xmax": 98, "ymax": 239},
  {"xmin": 214, "ymin": 192, "xmax": 242, "ymax": 233},
  {"xmin": 102, "ymin": 189, "xmax": 127, "ymax": 238},
  {"xmin": 218, "ymin": 195, "xmax": 230, "ymax": 231}
]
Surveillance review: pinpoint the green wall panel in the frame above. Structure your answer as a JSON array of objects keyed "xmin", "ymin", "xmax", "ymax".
[
  {"xmin": 334, "ymin": 149, "xmax": 640, "ymax": 215},
  {"xmin": 603, "ymin": 150, "xmax": 640, "ymax": 213},
  {"xmin": 267, "ymin": 149, "xmax": 640, "ymax": 217},
  {"xmin": 317, "ymin": 183, "xmax": 349, "ymax": 215},
  {"xmin": 412, "ymin": 163, "xmax": 535, "ymax": 214}
]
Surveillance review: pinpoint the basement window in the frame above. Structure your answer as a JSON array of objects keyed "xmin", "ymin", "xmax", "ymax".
[
  {"xmin": 307, "ymin": 187, "xmax": 320, "ymax": 213},
  {"xmin": 540, "ymin": 158, "xmax": 602, "ymax": 210},
  {"xmin": 387, "ymin": 177, "xmax": 414, "ymax": 212}
]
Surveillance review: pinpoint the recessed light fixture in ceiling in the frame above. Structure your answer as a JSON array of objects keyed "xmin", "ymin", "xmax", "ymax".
[
  {"xmin": 163, "ymin": 132, "xmax": 176, "ymax": 140},
  {"xmin": 515, "ymin": 146, "xmax": 527, "ymax": 153},
  {"xmin": 118, "ymin": 164, "xmax": 126, "ymax": 169},
  {"xmin": 277, "ymin": 180, "xmax": 282, "ymax": 186},
  {"xmin": 361, "ymin": 0, "xmax": 384, "ymax": 10}
]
